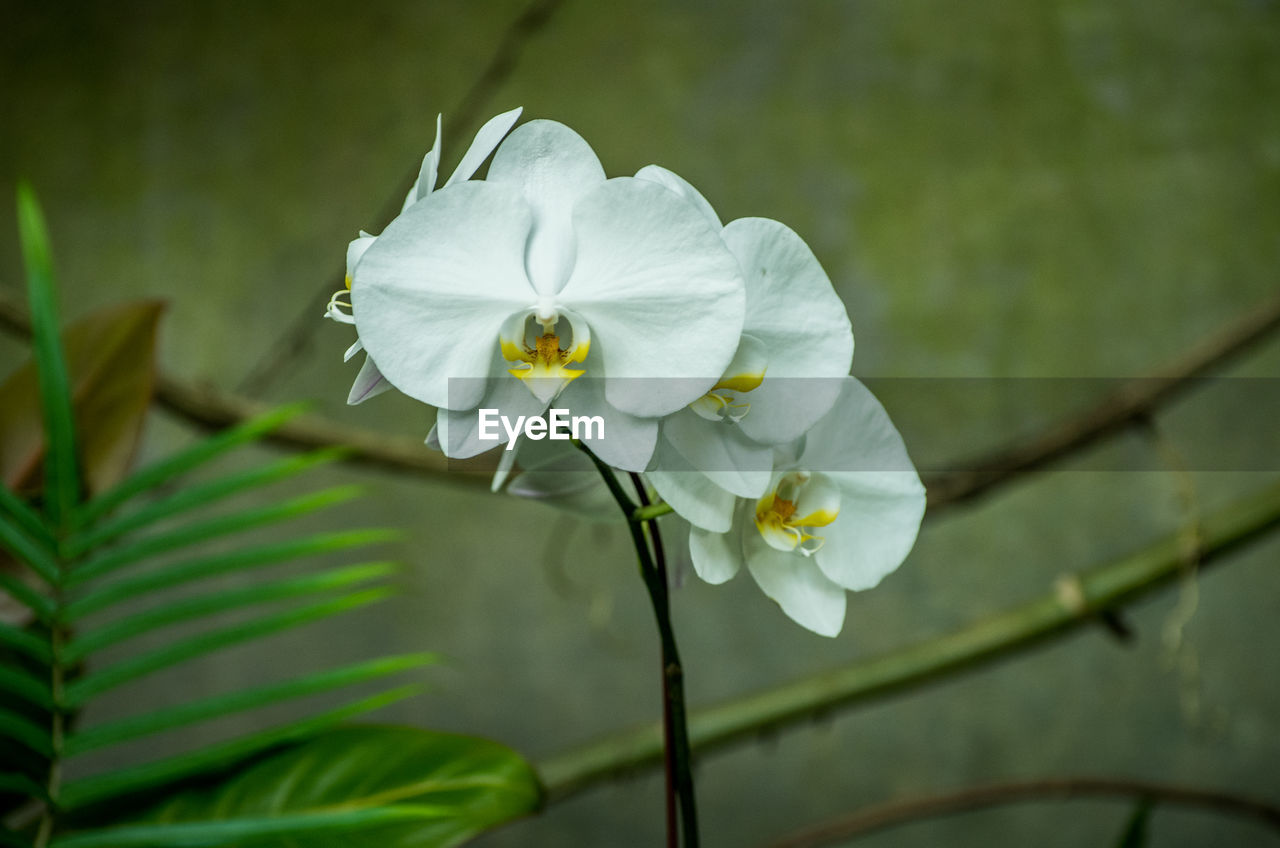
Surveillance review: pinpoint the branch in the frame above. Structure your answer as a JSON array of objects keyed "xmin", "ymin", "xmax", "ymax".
[
  {"xmin": 234, "ymin": 0, "xmax": 567, "ymax": 396},
  {"xmin": 535, "ymin": 476, "xmax": 1280, "ymax": 803},
  {"xmin": 923, "ymin": 291, "xmax": 1280, "ymax": 513},
  {"xmin": 764, "ymin": 777, "xmax": 1280, "ymax": 847}
]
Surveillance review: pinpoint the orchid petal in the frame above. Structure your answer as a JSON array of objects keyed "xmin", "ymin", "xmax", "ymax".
[
  {"xmin": 563, "ymin": 177, "xmax": 746, "ymax": 416},
  {"xmin": 436, "ymin": 376, "xmax": 548, "ymax": 459},
  {"xmin": 745, "ymin": 531, "xmax": 846, "ymax": 637},
  {"xmin": 558, "ymin": 376, "xmax": 659, "ymax": 472},
  {"xmin": 661, "ymin": 408, "xmax": 773, "ymax": 499},
  {"xmin": 722, "ymin": 217, "xmax": 853, "ymax": 444},
  {"xmin": 646, "ymin": 436, "xmax": 737, "ymax": 533},
  {"xmin": 345, "ymin": 233, "xmax": 379, "ymax": 282},
  {"xmin": 634, "ymin": 164, "xmax": 722, "ymax": 229},
  {"xmin": 444, "ymin": 106, "xmax": 524, "ymax": 186},
  {"xmin": 352, "ymin": 181, "xmax": 535, "ymax": 410},
  {"xmin": 347, "ymin": 355, "xmax": 392, "ymax": 405},
  {"xmin": 688, "ymin": 524, "xmax": 742, "ymax": 584},
  {"xmin": 800, "ymin": 379, "xmax": 926, "ymax": 592},
  {"xmin": 487, "ymin": 119, "xmax": 605, "ymax": 297}
]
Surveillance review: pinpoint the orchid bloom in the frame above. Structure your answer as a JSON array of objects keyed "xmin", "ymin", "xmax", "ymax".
[
  {"xmin": 637, "ymin": 166, "xmax": 854, "ymax": 530},
  {"xmin": 351, "ymin": 119, "xmax": 747, "ymax": 471},
  {"xmin": 325, "ymin": 107, "xmax": 525, "ymax": 405},
  {"xmin": 684, "ymin": 378, "xmax": 925, "ymax": 636}
]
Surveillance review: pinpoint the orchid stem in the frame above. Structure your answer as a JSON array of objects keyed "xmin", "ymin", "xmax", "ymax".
[{"xmin": 574, "ymin": 442, "xmax": 698, "ymax": 846}]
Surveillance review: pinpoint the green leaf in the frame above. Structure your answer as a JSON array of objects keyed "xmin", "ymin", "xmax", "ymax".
[
  {"xmin": 66, "ymin": 486, "xmax": 363, "ymax": 586},
  {"xmin": 62, "ymin": 529, "xmax": 396, "ymax": 620},
  {"xmin": 15, "ymin": 183, "xmax": 79, "ymax": 528},
  {"xmin": 0, "ymin": 511, "xmax": 60, "ymax": 584},
  {"xmin": 60, "ymin": 689, "xmax": 422, "ymax": 811},
  {"xmin": 0, "ymin": 664, "xmax": 54, "ymax": 710},
  {"xmin": 0, "ymin": 706, "xmax": 53, "ymax": 757},
  {"xmin": 0, "ymin": 621, "xmax": 51, "ymax": 664},
  {"xmin": 76, "ymin": 405, "xmax": 309, "ymax": 527},
  {"xmin": 67, "ymin": 449, "xmax": 348, "ymax": 556},
  {"xmin": 62, "ymin": 562, "xmax": 398, "ymax": 663},
  {"xmin": 64, "ymin": 589, "xmax": 391, "ymax": 707},
  {"xmin": 0, "ymin": 485, "xmax": 53, "ymax": 550},
  {"xmin": 0, "ymin": 571, "xmax": 54, "ymax": 623},
  {"xmin": 64, "ymin": 654, "xmax": 436, "ymax": 756},
  {"xmin": 58, "ymin": 726, "xmax": 543, "ymax": 847},
  {"xmin": 0, "ymin": 770, "xmax": 48, "ymax": 801}
]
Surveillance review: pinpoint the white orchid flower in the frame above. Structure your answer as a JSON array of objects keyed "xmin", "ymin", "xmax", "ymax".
[
  {"xmin": 352, "ymin": 119, "xmax": 747, "ymax": 471},
  {"xmin": 684, "ymin": 378, "xmax": 926, "ymax": 637},
  {"xmin": 637, "ymin": 166, "xmax": 854, "ymax": 530},
  {"xmin": 326, "ymin": 107, "xmax": 525, "ymax": 405}
]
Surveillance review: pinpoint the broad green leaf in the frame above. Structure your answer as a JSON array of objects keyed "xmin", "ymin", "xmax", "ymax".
[
  {"xmin": 66, "ymin": 449, "xmax": 347, "ymax": 556},
  {"xmin": 60, "ymin": 726, "xmax": 543, "ymax": 848},
  {"xmin": 66, "ymin": 486, "xmax": 362, "ymax": 586},
  {"xmin": 60, "ymin": 689, "xmax": 421, "ymax": 811},
  {"xmin": 76, "ymin": 405, "xmax": 308, "ymax": 526},
  {"xmin": 65, "ymin": 654, "xmax": 436, "ymax": 756},
  {"xmin": 0, "ymin": 621, "xmax": 51, "ymax": 664},
  {"xmin": 62, "ymin": 529, "xmax": 396, "ymax": 620},
  {"xmin": 16, "ymin": 184, "xmax": 78, "ymax": 528},
  {"xmin": 62, "ymin": 562, "xmax": 397, "ymax": 663},
  {"xmin": 64, "ymin": 589, "xmax": 391, "ymax": 706},
  {"xmin": 0, "ymin": 706, "xmax": 53, "ymax": 757},
  {"xmin": 0, "ymin": 665, "xmax": 54, "ymax": 710}
]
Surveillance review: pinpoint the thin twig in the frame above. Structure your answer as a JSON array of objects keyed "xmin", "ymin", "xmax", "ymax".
[
  {"xmin": 535, "ymin": 476, "xmax": 1280, "ymax": 803},
  {"xmin": 763, "ymin": 777, "xmax": 1280, "ymax": 847},
  {"xmin": 234, "ymin": 0, "xmax": 567, "ymax": 396}
]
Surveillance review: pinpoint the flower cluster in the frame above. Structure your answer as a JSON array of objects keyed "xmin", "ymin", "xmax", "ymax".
[{"xmin": 330, "ymin": 111, "xmax": 926, "ymax": 636}]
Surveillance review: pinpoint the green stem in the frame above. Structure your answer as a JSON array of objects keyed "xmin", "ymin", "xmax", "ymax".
[
  {"xmin": 538, "ymin": 476, "xmax": 1280, "ymax": 803},
  {"xmin": 575, "ymin": 443, "xmax": 698, "ymax": 846}
]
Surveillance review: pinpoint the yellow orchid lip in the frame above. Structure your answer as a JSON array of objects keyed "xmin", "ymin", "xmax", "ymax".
[
  {"xmin": 754, "ymin": 471, "xmax": 840, "ymax": 556},
  {"xmin": 689, "ymin": 333, "xmax": 767, "ymax": 422},
  {"xmin": 499, "ymin": 309, "xmax": 591, "ymax": 403}
]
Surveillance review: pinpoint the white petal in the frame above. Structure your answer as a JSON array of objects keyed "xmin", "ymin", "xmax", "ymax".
[
  {"xmin": 443, "ymin": 106, "xmax": 524, "ymax": 187},
  {"xmin": 814, "ymin": 471, "xmax": 925, "ymax": 591},
  {"xmin": 346, "ymin": 233, "xmax": 379, "ymax": 279},
  {"xmin": 661, "ymin": 408, "xmax": 773, "ymax": 498},
  {"xmin": 347, "ymin": 354, "xmax": 393, "ymax": 405},
  {"xmin": 745, "ymin": 532, "xmax": 846, "ymax": 637},
  {"xmin": 722, "ymin": 217, "xmax": 853, "ymax": 444},
  {"xmin": 487, "ymin": 119, "xmax": 605, "ymax": 297},
  {"xmin": 436, "ymin": 376, "xmax": 548, "ymax": 459},
  {"xmin": 557, "ymin": 376, "xmax": 658, "ymax": 472},
  {"xmin": 507, "ymin": 449, "xmax": 619, "ymax": 523},
  {"xmin": 404, "ymin": 114, "xmax": 443, "ymax": 210},
  {"xmin": 634, "ymin": 164, "xmax": 722, "ymax": 230},
  {"xmin": 343, "ymin": 339, "xmax": 363, "ymax": 362},
  {"xmin": 645, "ymin": 434, "xmax": 737, "ymax": 532},
  {"xmin": 688, "ymin": 524, "xmax": 743, "ymax": 585},
  {"xmin": 799, "ymin": 378, "xmax": 926, "ymax": 592},
  {"xmin": 561, "ymin": 177, "xmax": 746, "ymax": 417},
  {"xmin": 352, "ymin": 181, "xmax": 535, "ymax": 410}
]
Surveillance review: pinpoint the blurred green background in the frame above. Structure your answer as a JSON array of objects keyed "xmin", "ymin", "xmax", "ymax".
[{"xmin": 2, "ymin": 1, "xmax": 1278, "ymax": 845}]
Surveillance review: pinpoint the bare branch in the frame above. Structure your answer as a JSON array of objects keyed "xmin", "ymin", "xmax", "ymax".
[
  {"xmin": 764, "ymin": 777, "xmax": 1280, "ymax": 847},
  {"xmin": 924, "ymin": 291, "xmax": 1280, "ymax": 512}
]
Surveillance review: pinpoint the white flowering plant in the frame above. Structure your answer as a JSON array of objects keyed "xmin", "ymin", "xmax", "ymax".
[{"xmin": 328, "ymin": 110, "xmax": 927, "ymax": 844}]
